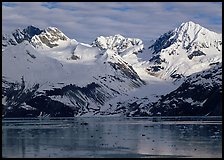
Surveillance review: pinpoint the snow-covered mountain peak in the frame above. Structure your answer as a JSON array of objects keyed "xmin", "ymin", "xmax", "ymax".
[
  {"xmin": 173, "ymin": 21, "xmax": 222, "ymax": 50},
  {"xmin": 178, "ymin": 21, "xmax": 202, "ymax": 31},
  {"xmin": 31, "ymin": 26, "xmax": 72, "ymax": 49},
  {"xmin": 45, "ymin": 26, "xmax": 69, "ymax": 40},
  {"xmin": 146, "ymin": 21, "xmax": 222, "ymax": 80},
  {"xmin": 149, "ymin": 21, "xmax": 221, "ymax": 54},
  {"xmin": 12, "ymin": 25, "xmax": 43, "ymax": 43},
  {"xmin": 2, "ymin": 25, "xmax": 43, "ymax": 49},
  {"xmin": 176, "ymin": 21, "xmax": 217, "ymax": 35},
  {"xmin": 92, "ymin": 34, "xmax": 144, "ymax": 54}
]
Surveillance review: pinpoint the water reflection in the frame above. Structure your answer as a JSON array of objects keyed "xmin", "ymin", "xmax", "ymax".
[{"xmin": 2, "ymin": 117, "xmax": 222, "ymax": 158}]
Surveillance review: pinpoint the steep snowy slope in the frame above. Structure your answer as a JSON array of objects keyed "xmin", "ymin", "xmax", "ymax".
[
  {"xmin": 92, "ymin": 34, "xmax": 143, "ymax": 54},
  {"xmin": 145, "ymin": 21, "xmax": 222, "ymax": 79},
  {"xmin": 2, "ymin": 26, "xmax": 145, "ymax": 117}
]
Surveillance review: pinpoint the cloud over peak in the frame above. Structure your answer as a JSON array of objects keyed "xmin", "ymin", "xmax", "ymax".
[{"xmin": 2, "ymin": 2, "xmax": 222, "ymax": 43}]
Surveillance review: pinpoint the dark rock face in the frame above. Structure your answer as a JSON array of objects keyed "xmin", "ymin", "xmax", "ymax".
[
  {"xmin": 70, "ymin": 54, "xmax": 80, "ymax": 60},
  {"xmin": 8, "ymin": 38, "xmax": 17, "ymax": 45},
  {"xmin": 148, "ymin": 31, "xmax": 175, "ymax": 54},
  {"xmin": 45, "ymin": 83, "xmax": 109, "ymax": 106},
  {"xmin": 170, "ymin": 73, "xmax": 183, "ymax": 79},
  {"xmin": 2, "ymin": 26, "xmax": 43, "ymax": 48},
  {"xmin": 150, "ymin": 84, "xmax": 222, "ymax": 116},
  {"xmin": 12, "ymin": 26, "xmax": 43, "ymax": 43},
  {"xmin": 2, "ymin": 80, "xmax": 117, "ymax": 117},
  {"xmin": 25, "ymin": 95, "xmax": 76, "ymax": 117},
  {"xmin": 148, "ymin": 64, "xmax": 222, "ymax": 116},
  {"xmin": 188, "ymin": 50, "xmax": 206, "ymax": 60},
  {"xmin": 2, "ymin": 78, "xmax": 40, "ymax": 117},
  {"xmin": 37, "ymin": 35, "xmax": 58, "ymax": 48},
  {"xmin": 147, "ymin": 66, "xmax": 164, "ymax": 72},
  {"xmin": 147, "ymin": 31, "xmax": 175, "ymax": 70}
]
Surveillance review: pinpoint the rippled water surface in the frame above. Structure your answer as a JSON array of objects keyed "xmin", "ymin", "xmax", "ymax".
[{"xmin": 2, "ymin": 116, "xmax": 222, "ymax": 158}]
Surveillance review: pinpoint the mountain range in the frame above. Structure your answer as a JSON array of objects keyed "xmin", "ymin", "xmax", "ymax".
[{"xmin": 2, "ymin": 21, "xmax": 222, "ymax": 117}]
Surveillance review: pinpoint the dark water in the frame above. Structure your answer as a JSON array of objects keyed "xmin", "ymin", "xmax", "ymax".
[{"xmin": 2, "ymin": 116, "xmax": 222, "ymax": 158}]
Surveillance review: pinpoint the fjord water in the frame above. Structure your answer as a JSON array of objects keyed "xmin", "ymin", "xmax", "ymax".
[{"xmin": 2, "ymin": 117, "xmax": 222, "ymax": 158}]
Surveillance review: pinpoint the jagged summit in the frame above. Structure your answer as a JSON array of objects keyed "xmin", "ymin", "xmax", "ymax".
[
  {"xmin": 173, "ymin": 21, "xmax": 221, "ymax": 49},
  {"xmin": 149, "ymin": 21, "xmax": 221, "ymax": 54},
  {"xmin": 44, "ymin": 26, "xmax": 69, "ymax": 41},
  {"xmin": 177, "ymin": 21, "xmax": 220, "ymax": 35},
  {"xmin": 12, "ymin": 25, "xmax": 43, "ymax": 43},
  {"xmin": 179, "ymin": 21, "xmax": 201, "ymax": 30},
  {"xmin": 146, "ymin": 21, "xmax": 222, "ymax": 79},
  {"xmin": 2, "ymin": 25, "xmax": 75, "ymax": 49},
  {"xmin": 2, "ymin": 25, "xmax": 43, "ymax": 48},
  {"xmin": 92, "ymin": 34, "xmax": 143, "ymax": 54},
  {"xmin": 31, "ymin": 26, "xmax": 72, "ymax": 48}
]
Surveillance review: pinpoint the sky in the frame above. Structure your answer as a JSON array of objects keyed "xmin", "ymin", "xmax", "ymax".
[{"xmin": 2, "ymin": 2, "xmax": 222, "ymax": 44}]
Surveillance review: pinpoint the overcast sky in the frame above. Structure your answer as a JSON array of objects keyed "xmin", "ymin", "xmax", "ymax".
[{"xmin": 2, "ymin": 2, "xmax": 222, "ymax": 44}]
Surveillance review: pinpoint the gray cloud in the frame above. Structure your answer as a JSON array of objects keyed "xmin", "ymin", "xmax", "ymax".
[{"xmin": 2, "ymin": 2, "xmax": 222, "ymax": 44}]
